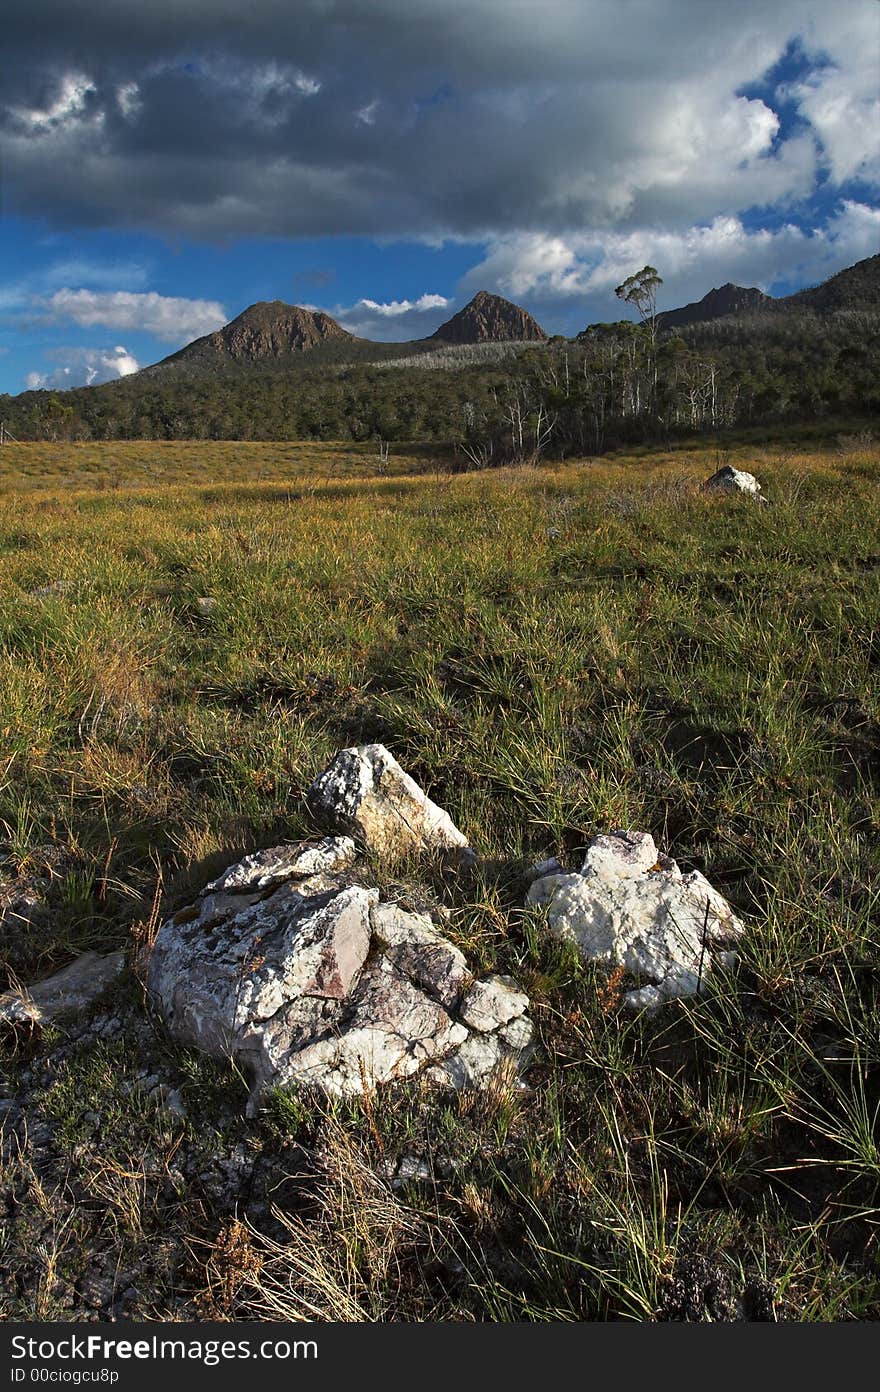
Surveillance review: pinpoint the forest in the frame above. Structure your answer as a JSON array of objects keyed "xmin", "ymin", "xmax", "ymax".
[{"xmin": 2, "ymin": 307, "xmax": 878, "ymax": 457}]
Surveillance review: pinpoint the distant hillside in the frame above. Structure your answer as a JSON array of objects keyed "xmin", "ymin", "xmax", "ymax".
[
  {"xmin": 658, "ymin": 283, "xmax": 773, "ymax": 329},
  {"xmin": 431, "ymin": 291, "xmax": 548, "ymax": 344},
  {"xmin": 145, "ymin": 301, "xmax": 357, "ymax": 375},
  {"xmin": 655, "ymin": 255, "xmax": 880, "ymax": 333},
  {"xmin": 137, "ymin": 290, "xmax": 550, "ymax": 380},
  {"xmin": 3, "ymin": 254, "xmax": 877, "ymax": 447},
  {"xmin": 781, "ymin": 254, "xmax": 880, "ymax": 313}
]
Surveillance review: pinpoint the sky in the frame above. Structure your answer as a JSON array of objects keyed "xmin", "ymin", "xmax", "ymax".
[{"xmin": 1, "ymin": 0, "xmax": 878, "ymax": 394}]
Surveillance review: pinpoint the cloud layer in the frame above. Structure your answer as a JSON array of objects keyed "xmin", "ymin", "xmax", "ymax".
[
  {"xmin": 1, "ymin": 1, "xmax": 876, "ymax": 244},
  {"xmin": 39, "ymin": 289, "xmax": 227, "ymax": 341},
  {"xmin": 2, "ymin": 1, "xmax": 877, "ymax": 387},
  {"xmin": 333, "ymin": 293, "xmax": 451, "ymax": 339}
]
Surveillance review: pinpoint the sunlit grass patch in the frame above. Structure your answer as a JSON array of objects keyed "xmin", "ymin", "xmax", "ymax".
[{"xmin": 1, "ymin": 434, "xmax": 879, "ymax": 1320}]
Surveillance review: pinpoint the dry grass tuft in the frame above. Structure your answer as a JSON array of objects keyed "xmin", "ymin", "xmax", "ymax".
[{"xmin": 239, "ymin": 1118, "xmax": 445, "ymax": 1322}]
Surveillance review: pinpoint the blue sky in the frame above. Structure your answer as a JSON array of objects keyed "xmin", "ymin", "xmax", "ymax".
[{"xmin": 1, "ymin": 0, "xmax": 878, "ymax": 394}]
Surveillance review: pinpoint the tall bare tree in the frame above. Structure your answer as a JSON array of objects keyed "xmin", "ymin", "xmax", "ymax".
[{"xmin": 615, "ymin": 265, "xmax": 663, "ymax": 411}]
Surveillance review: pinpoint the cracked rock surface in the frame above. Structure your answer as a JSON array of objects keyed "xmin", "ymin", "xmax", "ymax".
[
  {"xmin": 148, "ymin": 837, "xmax": 531, "ymax": 1105},
  {"xmin": 306, "ymin": 743, "xmax": 471, "ymax": 861},
  {"xmin": 527, "ymin": 829, "xmax": 743, "ymax": 1009}
]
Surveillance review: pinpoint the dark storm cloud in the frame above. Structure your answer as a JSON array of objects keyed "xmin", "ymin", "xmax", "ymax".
[{"xmin": 1, "ymin": 1, "xmax": 877, "ymax": 245}]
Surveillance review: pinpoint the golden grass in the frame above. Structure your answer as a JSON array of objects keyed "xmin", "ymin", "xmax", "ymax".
[{"xmin": 1, "ymin": 431, "xmax": 879, "ymax": 1321}]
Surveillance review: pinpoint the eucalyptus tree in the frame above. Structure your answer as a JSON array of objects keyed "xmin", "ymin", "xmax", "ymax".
[{"xmin": 615, "ymin": 265, "xmax": 663, "ymax": 411}]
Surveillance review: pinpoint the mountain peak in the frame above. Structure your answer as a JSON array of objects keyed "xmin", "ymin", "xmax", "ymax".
[
  {"xmin": 151, "ymin": 300, "xmax": 354, "ymax": 372},
  {"xmin": 655, "ymin": 256, "xmax": 880, "ymax": 331},
  {"xmin": 431, "ymin": 291, "xmax": 548, "ymax": 344},
  {"xmin": 658, "ymin": 283, "xmax": 772, "ymax": 329},
  {"xmin": 205, "ymin": 301, "xmax": 354, "ymax": 359}
]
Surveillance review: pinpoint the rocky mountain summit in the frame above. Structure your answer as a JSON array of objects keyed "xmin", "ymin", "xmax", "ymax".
[
  {"xmin": 430, "ymin": 290, "xmax": 548, "ymax": 344},
  {"xmin": 151, "ymin": 300, "xmax": 355, "ymax": 371}
]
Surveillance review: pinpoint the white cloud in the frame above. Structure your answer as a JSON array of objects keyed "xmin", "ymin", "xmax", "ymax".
[
  {"xmin": 0, "ymin": 2, "xmax": 876, "ymax": 272},
  {"xmin": 294, "ymin": 73, "xmax": 321, "ymax": 97},
  {"xmin": 788, "ymin": 6, "xmax": 880, "ymax": 184},
  {"xmin": 4, "ymin": 1, "xmax": 876, "ymax": 242},
  {"xmin": 12, "ymin": 72, "xmax": 98, "ymax": 133},
  {"xmin": 465, "ymin": 237, "xmax": 583, "ymax": 299},
  {"xmin": 116, "ymin": 81, "xmax": 141, "ymax": 119},
  {"xmin": 328, "ymin": 292, "xmax": 453, "ymax": 340},
  {"xmin": 354, "ymin": 293, "xmax": 450, "ymax": 316},
  {"xmin": 40, "ymin": 289, "xmax": 227, "ymax": 342},
  {"xmin": 187, "ymin": 57, "xmax": 322, "ymax": 127},
  {"xmin": 462, "ymin": 200, "xmax": 880, "ymax": 324},
  {"xmin": 784, "ymin": 72, "xmax": 880, "ymax": 187},
  {"xmin": 25, "ymin": 345, "xmax": 139, "ymax": 390}
]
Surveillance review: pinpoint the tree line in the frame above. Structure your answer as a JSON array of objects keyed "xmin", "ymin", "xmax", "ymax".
[{"xmin": 2, "ymin": 268, "xmax": 877, "ymax": 457}]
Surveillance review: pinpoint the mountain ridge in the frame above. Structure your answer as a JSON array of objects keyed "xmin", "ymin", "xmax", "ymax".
[
  {"xmin": 430, "ymin": 290, "xmax": 548, "ymax": 344},
  {"xmin": 88, "ymin": 254, "xmax": 880, "ymax": 385},
  {"xmin": 657, "ymin": 283, "xmax": 774, "ymax": 329},
  {"xmin": 654, "ymin": 255, "xmax": 880, "ymax": 332},
  {"xmin": 141, "ymin": 290, "xmax": 548, "ymax": 378}
]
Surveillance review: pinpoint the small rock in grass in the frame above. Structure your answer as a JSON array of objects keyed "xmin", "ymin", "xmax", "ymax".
[
  {"xmin": 306, "ymin": 743, "xmax": 471, "ymax": 862},
  {"xmin": 524, "ymin": 856, "xmax": 565, "ymax": 884},
  {"xmin": 703, "ymin": 465, "xmax": 766, "ymax": 501},
  {"xmin": 0, "ymin": 951, "xmax": 126, "ymax": 1028},
  {"xmin": 384, "ymin": 1154, "xmax": 434, "ymax": 1189},
  {"xmin": 156, "ymin": 1085, "xmax": 188, "ymax": 1120}
]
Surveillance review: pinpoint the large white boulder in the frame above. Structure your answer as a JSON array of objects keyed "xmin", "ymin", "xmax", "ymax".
[
  {"xmin": 527, "ymin": 829, "xmax": 743, "ymax": 1010},
  {"xmin": 148, "ymin": 840, "xmax": 531, "ymax": 1107}
]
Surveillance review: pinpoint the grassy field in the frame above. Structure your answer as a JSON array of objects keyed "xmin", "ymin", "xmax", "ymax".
[{"xmin": 1, "ymin": 431, "xmax": 878, "ymax": 1320}]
